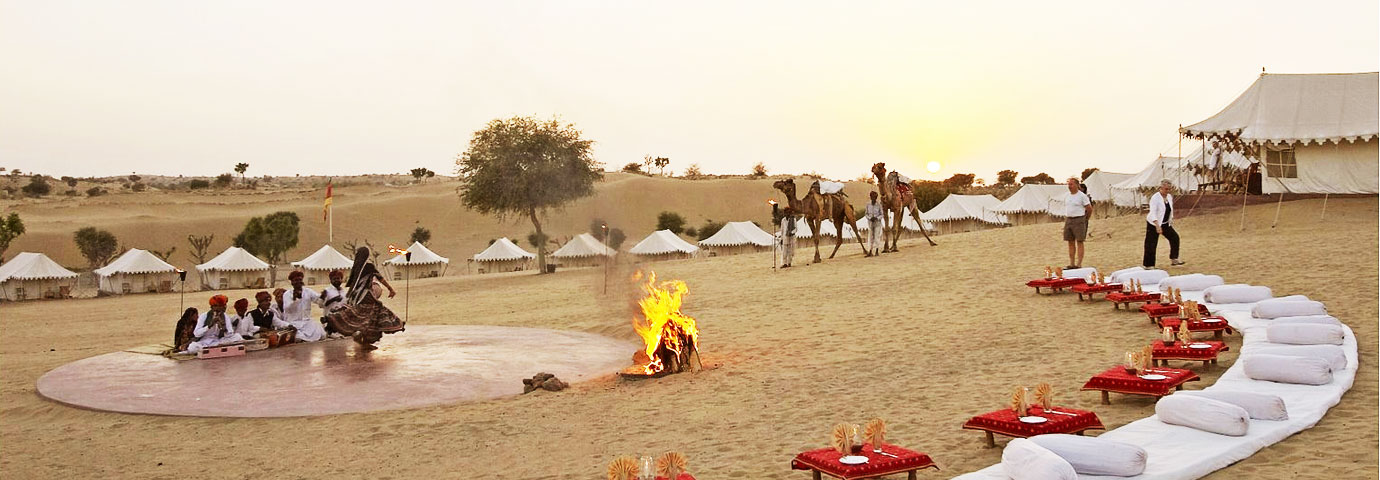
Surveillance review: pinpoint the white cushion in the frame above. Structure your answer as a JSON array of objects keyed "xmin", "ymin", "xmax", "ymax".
[
  {"xmin": 1176, "ymin": 391, "xmax": 1288, "ymax": 421},
  {"xmin": 1155, "ymin": 394, "xmax": 1250, "ymax": 436},
  {"xmin": 1061, "ymin": 267, "xmax": 1097, "ymax": 284},
  {"xmin": 1266, "ymin": 323, "xmax": 1345, "ymax": 345},
  {"xmin": 1252, "ymin": 299, "xmax": 1327, "ymax": 319},
  {"xmin": 1028, "ymin": 434, "xmax": 1147, "ymax": 476},
  {"xmin": 1001, "ymin": 438, "xmax": 1077, "ymax": 480},
  {"xmin": 1269, "ymin": 315, "xmax": 1342, "ymax": 326},
  {"xmin": 1113, "ymin": 269, "xmax": 1170, "ymax": 286},
  {"xmin": 1157, "ymin": 274, "xmax": 1225, "ymax": 292},
  {"xmin": 1202, "ymin": 284, "xmax": 1273, "ymax": 304},
  {"xmin": 1244, "ymin": 353, "xmax": 1334, "ymax": 385},
  {"xmin": 1252, "ymin": 344, "xmax": 1347, "ymax": 370}
]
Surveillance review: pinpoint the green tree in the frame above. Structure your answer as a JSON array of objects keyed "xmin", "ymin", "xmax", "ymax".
[
  {"xmin": 1020, "ymin": 173, "xmax": 1056, "ymax": 185},
  {"xmin": 942, "ymin": 173, "xmax": 976, "ymax": 191},
  {"xmin": 911, "ymin": 180, "xmax": 949, "ymax": 211},
  {"xmin": 233, "ymin": 211, "xmax": 300, "ymax": 285},
  {"xmin": 590, "ymin": 218, "xmax": 609, "ymax": 239},
  {"xmin": 235, "ymin": 163, "xmax": 249, "ymax": 183},
  {"xmin": 410, "ymin": 167, "xmax": 434, "ymax": 183},
  {"xmin": 410, "ymin": 226, "xmax": 432, "ymax": 245},
  {"xmin": 457, "ymin": 116, "xmax": 603, "ymax": 273},
  {"xmin": 751, "ymin": 162, "xmax": 768, "ymax": 178},
  {"xmin": 622, "ymin": 162, "xmax": 644, "ymax": 174},
  {"xmin": 21, "ymin": 175, "xmax": 50, "ymax": 197},
  {"xmin": 656, "ymin": 211, "xmax": 687, "ymax": 234},
  {"xmin": 996, "ymin": 170, "xmax": 1018, "ymax": 187},
  {"xmin": 694, "ymin": 219, "xmax": 724, "ymax": 241},
  {"xmin": 0, "ymin": 213, "xmax": 25, "ymax": 264},
  {"xmin": 73, "ymin": 227, "xmax": 118, "ymax": 270},
  {"xmin": 1081, "ymin": 167, "xmax": 1099, "ymax": 181},
  {"xmin": 608, "ymin": 228, "xmax": 627, "ymax": 249},
  {"xmin": 188, "ymin": 179, "xmax": 210, "ymax": 189},
  {"xmin": 644, "ymin": 155, "xmax": 670, "ymax": 176}
]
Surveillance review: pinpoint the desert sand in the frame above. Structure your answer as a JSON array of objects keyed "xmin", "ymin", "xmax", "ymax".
[{"xmin": 0, "ymin": 187, "xmax": 1375, "ymax": 479}]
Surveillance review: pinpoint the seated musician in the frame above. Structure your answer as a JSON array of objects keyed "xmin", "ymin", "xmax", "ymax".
[
  {"xmin": 279, "ymin": 270, "xmax": 328, "ymax": 342},
  {"xmin": 319, "ymin": 270, "xmax": 348, "ymax": 336},
  {"xmin": 173, "ymin": 307, "xmax": 199, "ymax": 353},
  {"xmin": 187, "ymin": 295, "xmax": 235, "ymax": 353},
  {"xmin": 229, "ymin": 298, "xmax": 259, "ymax": 339}
]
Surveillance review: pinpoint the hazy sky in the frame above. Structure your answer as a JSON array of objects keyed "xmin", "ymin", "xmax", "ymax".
[{"xmin": 2, "ymin": 1, "xmax": 1376, "ymax": 182}]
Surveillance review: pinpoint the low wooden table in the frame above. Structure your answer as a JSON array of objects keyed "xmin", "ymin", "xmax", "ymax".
[
  {"xmin": 791, "ymin": 444, "xmax": 938, "ymax": 480},
  {"xmin": 1156, "ymin": 316, "xmax": 1234, "ymax": 339},
  {"xmin": 962, "ymin": 405, "xmax": 1104, "ymax": 448},
  {"xmin": 1151, "ymin": 340, "xmax": 1229, "ymax": 368},
  {"xmin": 1081, "ymin": 366, "xmax": 1199, "ymax": 404},
  {"xmin": 1071, "ymin": 283, "xmax": 1124, "ymax": 301},
  {"xmin": 1140, "ymin": 303, "xmax": 1211, "ymax": 322},
  {"xmin": 1106, "ymin": 291, "xmax": 1161, "ymax": 310},
  {"xmin": 1026, "ymin": 278, "xmax": 1087, "ymax": 295}
]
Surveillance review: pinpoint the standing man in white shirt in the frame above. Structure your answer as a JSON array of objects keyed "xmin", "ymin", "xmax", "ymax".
[
  {"xmin": 1143, "ymin": 179, "xmax": 1185, "ymax": 268},
  {"xmin": 279, "ymin": 270, "xmax": 328, "ymax": 342},
  {"xmin": 864, "ymin": 191, "xmax": 885, "ymax": 256},
  {"xmin": 777, "ymin": 207, "xmax": 798, "ymax": 268},
  {"xmin": 1062, "ymin": 177, "xmax": 1093, "ymax": 269}
]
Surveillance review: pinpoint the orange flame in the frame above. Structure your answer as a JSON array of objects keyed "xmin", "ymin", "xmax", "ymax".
[
  {"xmin": 387, "ymin": 244, "xmax": 408, "ymax": 255},
  {"xmin": 630, "ymin": 271, "xmax": 699, "ymax": 375}
]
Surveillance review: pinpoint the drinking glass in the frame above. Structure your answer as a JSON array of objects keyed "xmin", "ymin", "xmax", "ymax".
[{"xmin": 639, "ymin": 456, "xmax": 654, "ymax": 480}]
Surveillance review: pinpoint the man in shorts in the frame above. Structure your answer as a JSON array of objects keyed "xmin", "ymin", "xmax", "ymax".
[{"xmin": 1063, "ymin": 177, "xmax": 1093, "ymax": 268}]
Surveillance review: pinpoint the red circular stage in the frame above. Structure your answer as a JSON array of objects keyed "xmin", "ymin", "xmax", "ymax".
[{"xmin": 37, "ymin": 325, "xmax": 635, "ymax": 417}]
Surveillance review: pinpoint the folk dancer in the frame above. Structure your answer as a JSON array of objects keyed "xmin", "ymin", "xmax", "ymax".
[{"xmin": 324, "ymin": 247, "xmax": 403, "ymax": 348}]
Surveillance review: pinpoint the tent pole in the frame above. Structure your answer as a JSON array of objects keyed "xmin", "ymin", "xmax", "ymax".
[
  {"xmin": 1271, "ymin": 192, "xmax": 1285, "ymax": 228},
  {"xmin": 1321, "ymin": 193, "xmax": 1329, "ymax": 220},
  {"xmin": 1239, "ymin": 185, "xmax": 1249, "ymax": 232}
]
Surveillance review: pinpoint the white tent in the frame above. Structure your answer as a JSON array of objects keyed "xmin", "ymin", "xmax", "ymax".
[
  {"xmin": 291, "ymin": 245, "xmax": 354, "ymax": 286},
  {"xmin": 792, "ymin": 217, "xmax": 814, "ymax": 238},
  {"xmin": 196, "ymin": 247, "xmax": 271, "ymax": 290},
  {"xmin": 920, "ymin": 194, "xmax": 1008, "ymax": 234},
  {"xmin": 552, "ymin": 233, "xmax": 617, "ymax": 267},
  {"xmin": 95, "ymin": 248, "xmax": 179, "ymax": 294},
  {"xmin": 0, "ymin": 252, "xmax": 79, "ymax": 301},
  {"xmin": 1181, "ymin": 72, "xmax": 1378, "ymax": 194},
  {"xmin": 629, "ymin": 230, "xmax": 699, "ymax": 261},
  {"xmin": 993, "ymin": 184, "xmax": 1069, "ymax": 225},
  {"xmin": 383, "ymin": 241, "xmax": 451, "ymax": 279},
  {"xmin": 470, "ymin": 238, "xmax": 531, "ymax": 274},
  {"xmin": 857, "ymin": 208, "xmax": 937, "ymax": 234},
  {"xmin": 1110, "ymin": 155, "xmax": 1200, "ymax": 207},
  {"xmin": 1082, "ymin": 170, "xmax": 1138, "ymax": 208},
  {"xmin": 816, "ymin": 219, "xmax": 860, "ymax": 239},
  {"xmin": 699, "ymin": 221, "xmax": 774, "ymax": 256}
]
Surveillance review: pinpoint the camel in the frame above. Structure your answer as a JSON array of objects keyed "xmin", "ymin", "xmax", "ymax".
[
  {"xmin": 870, "ymin": 163, "xmax": 938, "ymax": 252},
  {"xmin": 772, "ymin": 178, "xmax": 870, "ymax": 263}
]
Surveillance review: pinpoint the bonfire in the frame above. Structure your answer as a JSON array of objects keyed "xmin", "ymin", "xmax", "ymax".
[{"xmin": 621, "ymin": 271, "xmax": 703, "ymax": 378}]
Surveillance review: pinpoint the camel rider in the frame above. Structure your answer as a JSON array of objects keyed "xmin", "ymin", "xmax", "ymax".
[
  {"xmin": 865, "ymin": 191, "xmax": 885, "ymax": 256},
  {"xmin": 777, "ymin": 207, "xmax": 798, "ymax": 268}
]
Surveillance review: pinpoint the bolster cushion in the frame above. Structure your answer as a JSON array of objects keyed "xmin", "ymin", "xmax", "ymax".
[
  {"xmin": 1202, "ymin": 284, "xmax": 1274, "ymax": 304},
  {"xmin": 1155, "ymin": 394, "xmax": 1250, "ymax": 436},
  {"xmin": 1176, "ymin": 391, "xmax": 1288, "ymax": 421},
  {"xmin": 1028, "ymin": 434, "xmax": 1147, "ymax": 477},
  {"xmin": 1252, "ymin": 299, "xmax": 1327, "ymax": 319},
  {"xmin": 1001, "ymin": 438, "xmax": 1077, "ymax": 480},
  {"xmin": 1158, "ymin": 274, "xmax": 1225, "ymax": 292},
  {"xmin": 1244, "ymin": 353, "xmax": 1333, "ymax": 385},
  {"xmin": 1269, "ymin": 315, "xmax": 1342, "ymax": 327},
  {"xmin": 1251, "ymin": 344, "xmax": 1347, "ymax": 371},
  {"xmin": 1112, "ymin": 269, "xmax": 1169, "ymax": 286},
  {"xmin": 1266, "ymin": 323, "xmax": 1345, "ymax": 345}
]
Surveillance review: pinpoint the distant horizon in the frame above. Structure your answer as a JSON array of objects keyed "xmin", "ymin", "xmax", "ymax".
[{"xmin": 3, "ymin": 2, "xmax": 1376, "ymax": 183}]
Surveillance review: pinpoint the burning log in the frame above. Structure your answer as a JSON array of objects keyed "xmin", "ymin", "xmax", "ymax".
[{"xmin": 619, "ymin": 271, "xmax": 703, "ymax": 379}]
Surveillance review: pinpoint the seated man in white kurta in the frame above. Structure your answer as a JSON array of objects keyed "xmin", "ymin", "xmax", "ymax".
[
  {"xmin": 279, "ymin": 270, "xmax": 327, "ymax": 342},
  {"xmin": 187, "ymin": 295, "xmax": 237, "ymax": 353}
]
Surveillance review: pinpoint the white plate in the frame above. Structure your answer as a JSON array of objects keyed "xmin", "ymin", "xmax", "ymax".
[
  {"xmin": 1189, "ymin": 343, "xmax": 1213, "ymax": 349},
  {"xmin": 1202, "ymin": 318, "xmax": 1222, "ymax": 323},
  {"xmin": 1139, "ymin": 374, "xmax": 1168, "ymax": 381},
  {"xmin": 839, "ymin": 455, "xmax": 869, "ymax": 465},
  {"xmin": 1018, "ymin": 416, "xmax": 1048, "ymax": 424}
]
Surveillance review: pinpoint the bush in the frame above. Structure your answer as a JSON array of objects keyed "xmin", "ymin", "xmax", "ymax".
[
  {"xmin": 751, "ymin": 162, "xmax": 768, "ymax": 178},
  {"xmin": 20, "ymin": 175, "xmax": 50, "ymax": 197},
  {"xmin": 682, "ymin": 163, "xmax": 703, "ymax": 178},
  {"xmin": 131, "ymin": 182, "xmax": 147, "ymax": 192},
  {"xmin": 656, "ymin": 211, "xmax": 687, "ymax": 234},
  {"xmin": 85, "ymin": 187, "xmax": 105, "ymax": 197},
  {"xmin": 73, "ymin": 226, "xmax": 118, "ymax": 269},
  {"xmin": 214, "ymin": 173, "xmax": 234, "ymax": 188},
  {"xmin": 188, "ymin": 179, "xmax": 210, "ymax": 189},
  {"xmin": 684, "ymin": 227, "xmax": 698, "ymax": 238},
  {"xmin": 621, "ymin": 162, "xmax": 645, "ymax": 174},
  {"xmin": 410, "ymin": 226, "xmax": 431, "ymax": 245},
  {"xmin": 526, "ymin": 231, "xmax": 549, "ymax": 249},
  {"xmin": 694, "ymin": 220, "xmax": 724, "ymax": 241},
  {"xmin": 608, "ymin": 228, "xmax": 627, "ymax": 249}
]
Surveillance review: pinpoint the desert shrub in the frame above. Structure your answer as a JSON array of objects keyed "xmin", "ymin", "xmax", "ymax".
[
  {"xmin": 656, "ymin": 211, "xmax": 687, "ymax": 234},
  {"xmin": 21, "ymin": 175, "xmax": 50, "ymax": 197},
  {"xmin": 188, "ymin": 179, "xmax": 210, "ymax": 189}
]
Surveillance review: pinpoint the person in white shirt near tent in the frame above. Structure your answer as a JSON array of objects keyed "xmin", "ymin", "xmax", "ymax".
[
  {"xmin": 1144, "ymin": 179, "xmax": 1185, "ymax": 268},
  {"xmin": 1062, "ymin": 177, "xmax": 1093, "ymax": 269},
  {"xmin": 777, "ymin": 207, "xmax": 798, "ymax": 268},
  {"xmin": 279, "ymin": 270, "xmax": 328, "ymax": 342}
]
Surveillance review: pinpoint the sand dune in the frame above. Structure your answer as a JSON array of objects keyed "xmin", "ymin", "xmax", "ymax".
[{"xmin": 0, "ymin": 194, "xmax": 1374, "ymax": 479}]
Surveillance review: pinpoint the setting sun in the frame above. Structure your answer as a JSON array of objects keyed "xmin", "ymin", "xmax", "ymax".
[{"xmin": 926, "ymin": 161, "xmax": 942, "ymax": 173}]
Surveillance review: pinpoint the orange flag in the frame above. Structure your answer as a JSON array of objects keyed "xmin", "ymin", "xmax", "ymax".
[{"xmin": 323, "ymin": 180, "xmax": 333, "ymax": 221}]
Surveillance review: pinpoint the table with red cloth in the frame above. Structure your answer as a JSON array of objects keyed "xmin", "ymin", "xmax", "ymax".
[
  {"xmin": 962, "ymin": 405, "xmax": 1104, "ymax": 448},
  {"xmin": 1026, "ymin": 277, "xmax": 1087, "ymax": 294},
  {"xmin": 1156, "ymin": 316, "xmax": 1234, "ymax": 339},
  {"xmin": 1071, "ymin": 283, "xmax": 1124, "ymax": 301},
  {"xmin": 1081, "ymin": 366, "xmax": 1199, "ymax": 404},
  {"xmin": 653, "ymin": 475, "xmax": 696, "ymax": 480},
  {"xmin": 791, "ymin": 444, "xmax": 938, "ymax": 480},
  {"xmin": 1151, "ymin": 340, "xmax": 1229, "ymax": 367},
  {"xmin": 1106, "ymin": 291, "xmax": 1161, "ymax": 310},
  {"xmin": 1140, "ymin": 302, "xmax": 1211, "ymax": 322}
]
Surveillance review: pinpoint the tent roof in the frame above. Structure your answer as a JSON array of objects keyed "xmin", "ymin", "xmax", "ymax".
[
  {"xmin": 629, "ymin": 230, "xmax": 699, "ymax": 255},
  {"xmin": 95, "ymin": 249, "xmax": 178, "ymax": 276},
  {"xmin": 196, "ymin": 247, "xmax": 270, "ymax": 272},
  {"xmin": 552, "ymin": 233, "xmax": 617, "ymax": 258},
  {"xmin": 699, "ymin": 221, "xmax": 774, "ymax": 247},
  {"xmin": 1082, "ymin": 171, "xmax": 1137, "ymax": 204},
  {"xmin": 291, "ymin": 245, "xmax": 355, "ymax": 271},
  {"xmin": 816, "ymin": 219, "xmax": 859, "ymax": 239},
  {"xmin": 1182, "ymin": 72, "xmax": 1379, "ymax": 144},
  {"xmin": 0, "ymin": 252, "xmax": 79, "ymax": 282},
  {"xmin": 920, "ymin": 194, "xmax": 1008, "ymax": 225},
  {"xmin": 381, "ymin": 241, "xmax": 450, "ymax": 265},
  {"xmin": 470, "ymin": 238, "xmax": 531, "ymax": 262},
  {"xmin": 1111, "ymin": 155, "xmax": 1199, "ymax": 194},
  {"xmin": 993, "ymin": 184, "xmax": 1069, "ymax": 215}
]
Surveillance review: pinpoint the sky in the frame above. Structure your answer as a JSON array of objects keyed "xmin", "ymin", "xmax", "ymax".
[{"xmin": 1, "ymin": 1, "xmax": 1376, "ymax": 183}]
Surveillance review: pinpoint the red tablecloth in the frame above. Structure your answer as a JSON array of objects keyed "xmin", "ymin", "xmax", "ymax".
[
  {"xmin": 1151, "ymin": 340, "xmax": 1229, "ymax": 361},
  {"xmin": 1081, "ymin": 366, "xmax": 1199, "ymax": 396},
  {"xmin": 1157, "ymin": 316, "xmax": 1234, "ymax": 335},
  {"xmin": 962, "ymin": 405, "xmax": 1103, "ymax": 438},
  {"xmin": 791, "ymin": 444, "xmax": 938, "ymax": 479},
  {"xmin": 1105, "ymin": 292, "xmax": 1161, "ymax": 304},
  {"xmin": 1027, "ymin": 278, "xmax": 1087, "ymax": 291},
  {"xmin": 1071, "ymin": 283, "xmax": 1123, "ymax": 294},
  {"xmin": 1140, "ymin": 303, "xmax": 1211, "ymax": 318}
]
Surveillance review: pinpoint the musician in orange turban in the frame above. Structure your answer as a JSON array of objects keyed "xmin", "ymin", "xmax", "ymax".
[{"xmin": 186, "ymin": 295, "xmax": 233, "ymax": 353}]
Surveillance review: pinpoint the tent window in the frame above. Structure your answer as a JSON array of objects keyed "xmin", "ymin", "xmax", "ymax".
[{"xmin": 1264, "ymin": 147, "xmax": 1297, "ymax": 178}]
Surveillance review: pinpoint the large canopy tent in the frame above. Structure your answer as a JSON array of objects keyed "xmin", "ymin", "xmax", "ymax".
[
  {"xmin": 95, "ymin": 248, "xmax": 179, "ymax": 295},
  {"xmin": 1082, "ymin": 170, "xmax": 1138, "ymax": 214},
  {"xmin": 384, "ymin": 241, "xmax": 450, "ymax": 279},
  {"xmin": 291, "ymin": 245, "xmax": 355, "ymax": 286},
  {"xmin": 629, "ymin": 230, "xmax": 699, "ymax": 261},
  {"xmin": 551, "ymin": 233, "xmax": 617, "ymax": 267},
  {"xmin": 1109, "ymin": 155, "xmax": 1201, "ymax": 208},
  {"xmin": 919, "ymin": 194, "xmax": 1008, "ymax": 235},
  {"xmin": 470, "ymin": 238, "xmax": 531, "ymax": 274},
  {"xmin": 1180, "ymin": 72, "xmax": 1379, "ymax": 194},
  {"xmin": 196, "ymin": 247, "xmax": 271, "ymax": 290},
  {"xmin": 992, "ymin": 184, "xmax": 1070, "ymax": 225},
  {"xmin": 0, "ymin": 252, "xmax": 79, "ymax": 301},
  {"xmin": 698, "ymin": 221, "xmax": 774, "ymax": 256}
]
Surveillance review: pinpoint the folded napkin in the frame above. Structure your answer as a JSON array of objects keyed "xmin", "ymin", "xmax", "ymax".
[
  {"xmin": 864, "ymin": 418, "xmax": 886, "ymax": 447},
  {"xmin": 607, "ymin": 457, "xmax": 638, "ymax": 480},
  {"xmin": 831, "ymin": 424, "xmax": 853, "ymax": 454},
  {"xmin": 656, "ymin": 452, "xmax": 687, "ymax": 479},
  {"xmin": 1033, "ymin": 383, "xmax": 1053, "ymax": 409},
  {"xmin": 1011, "ymin": 386, "xmax": 1030, "ymax": 415}
]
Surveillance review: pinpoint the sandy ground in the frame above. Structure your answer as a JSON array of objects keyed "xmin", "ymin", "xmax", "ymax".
[{"xmin": 0, "ymin": 196, "xmax": 1374, "ymax": 479}]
